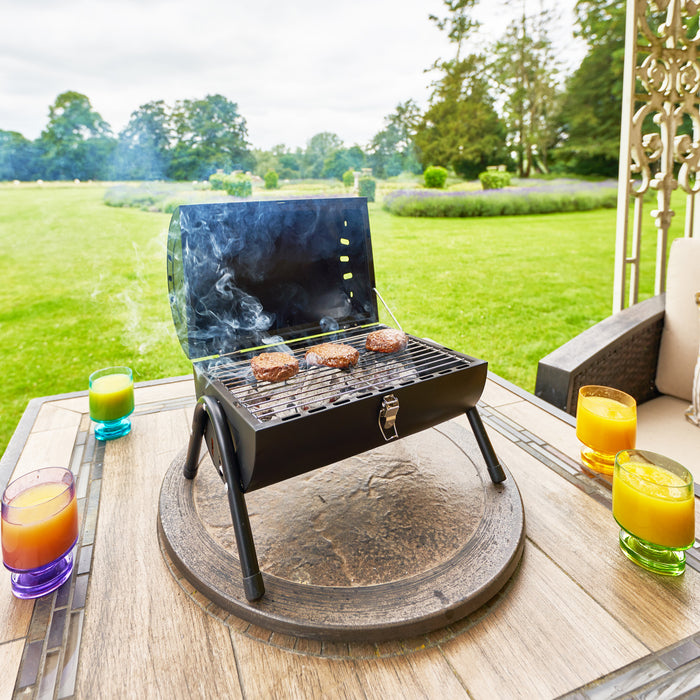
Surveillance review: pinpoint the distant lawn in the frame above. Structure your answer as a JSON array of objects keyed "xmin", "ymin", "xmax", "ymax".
[{"xmin": 0, "ymin": 181, "xmax": 684, "ymax": 457}]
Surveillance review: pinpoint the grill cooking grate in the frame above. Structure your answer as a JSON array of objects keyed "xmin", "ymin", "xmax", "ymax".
[{"xmin": 202, "ymin": 328, "xmax": 471, "ymax": 424}]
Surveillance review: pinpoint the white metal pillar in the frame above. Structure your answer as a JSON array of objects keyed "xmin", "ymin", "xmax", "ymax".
[{"xmin": 613, "ymin": 0, "xmax": 699, "ymax": 314}]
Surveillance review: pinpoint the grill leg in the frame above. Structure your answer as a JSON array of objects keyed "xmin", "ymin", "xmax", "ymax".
[
  {"xmin": 183, "ymin": 401, "xmax": 207, "ymax": 479},
  {"xmin": 466, "ymin": 406, "xmax": 506, "ymax": 484},
  {"xmin": 184, "ymin": 396, "xmax": 265, "ymax": 601}
]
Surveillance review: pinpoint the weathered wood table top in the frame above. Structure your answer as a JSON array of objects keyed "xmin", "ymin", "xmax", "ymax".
[{"xmin": 1, "ymin": 374, "xmax": 699, "ymax": 699}]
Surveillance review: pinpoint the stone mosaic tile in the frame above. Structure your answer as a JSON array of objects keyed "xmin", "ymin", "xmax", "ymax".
[
  {"xmin": 70, "ymin": 575, "xmax": 88, "ymax": 612},
  {"xmin": 57, "ymin": 611, "xmax": 83, "ymax": 699},
  {"xmin": 17, "ymin": 641, "xmax": 43, "ymax": 690},
  {"xmin": 658, "ymin": 637, "xmax": 700, "ymax": 670}
]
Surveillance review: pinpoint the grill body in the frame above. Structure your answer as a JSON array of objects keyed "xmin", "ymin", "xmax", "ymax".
[
  {"xmin": 194, "ymin": 332, "xmax": 487, "ymax": 492},
  {"xmin": 167, "ymin": 197, "xmax": 505, "ymax": 601}
]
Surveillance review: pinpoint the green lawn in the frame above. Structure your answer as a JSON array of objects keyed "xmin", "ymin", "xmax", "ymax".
[{"xmin": 0, "ymin": 182, "xmax": 683, "ymax": 457}]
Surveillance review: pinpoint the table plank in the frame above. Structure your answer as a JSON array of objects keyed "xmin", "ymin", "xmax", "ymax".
[
  {"xmin": 354, "ymin": 649, "xmax": 469, "ymax": 698},
  {"xmin": 497, "ymin": 397, "xmax": 580, "ymax": 464},
  {"xmin": 30, "ymin": 402, "xmax": 83, "ymax": 434},
  {"xmin": 488, "ymin": 429, "xmax": 700, "ymax": 650},
  {"xmin": 12, "ymin": 424, "xmax": 77, "ymax": 481},
  {"xmin": 230, "ymin": 631, "xmax": 469, "ymax": 698},
  {"xmin": 75, "ymin": 409, "xmax": 243, "ymax": 699},
  {"xmin": 481, "ymin": 378, "xmax": 524, "ymax": 409},
  {"xmin": 132, "ymin": 377, "xmax": 194, "ymax": 405},
  {"xmin": 0, "ymin": 639, "xmax": 24, "ymax": 699},
  {"xmin": 0, "ymin": 567, "xmax": 33, "ymax": 646},
  {"xmin": 231, "ymin": 634, "xmax": 368, "ymax": 698},
  {"xmin": 442, "ymin": 544, "xmax": 648, "ymax": 698}
]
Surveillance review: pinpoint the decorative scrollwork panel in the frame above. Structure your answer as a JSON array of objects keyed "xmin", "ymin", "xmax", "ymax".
[{"xmin": 614, "ymin": 0, "xmax": 700, "ymax": 311}]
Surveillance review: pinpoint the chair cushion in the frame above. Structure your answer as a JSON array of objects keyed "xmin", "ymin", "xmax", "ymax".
[
  {"xmin": 685, "ymin": 291, "xmax": 700, "ymax": 426},
  {"xmin": 637, "ymin": 395, "xmax": 700, "ymax": 481},
  {"xmin": 655, "ymin": 238, "xmax": 700, "ymax": 401}
]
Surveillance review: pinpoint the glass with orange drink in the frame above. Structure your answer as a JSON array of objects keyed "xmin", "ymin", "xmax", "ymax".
[
  {"xmin": 576, "ymin": 385, "xmax": 637, "ymax": 475},
  {"xmin": 2, "ymin": 467, "xmax": 79, "ymax": 598}
]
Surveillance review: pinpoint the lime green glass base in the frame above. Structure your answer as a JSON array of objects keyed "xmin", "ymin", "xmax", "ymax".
[
  {"xmin": 618, "ymin": 528, "xmax": 687, "ymax": 576},
  {"xmin": 581, "ymin": 447, "xmax": 615, "ymax": 476}
]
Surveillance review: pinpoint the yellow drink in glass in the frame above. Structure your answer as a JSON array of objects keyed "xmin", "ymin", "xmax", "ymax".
[
  {"xmin": 613, "ymin": 450, "xmax": 695, "ymax": 575},
  {"xmin": 576, "ymin": 386, "xmax": 636, "ymax": 475},
  {"xmin": 89, "ymin": 366, "xmax": 134, "ymax": 440},
  {"xmin": 89, "ymin": 373, "xmax": 134, "ymax": 422}
]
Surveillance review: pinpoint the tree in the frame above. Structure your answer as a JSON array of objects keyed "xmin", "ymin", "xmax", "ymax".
[
  {"xmin": 278, "ymin": 148, "xmax": 303, "ymax": 180},
  {"xmin": 112, "ymin": 100, "xmax": 171, "ymax": 180},
  {"xmin": 38, "ymin": 91, "xmax": 115, "ymax": 180},
  {"xmin": 556, "ymin": 0, "xmax": 626, "ymax": 175},
  {"xmin": 490, "ymin": 9, "xmax": 561, "ymax": 176},
  {"xmin": 321, "ymin": 145, "xmax": 366, "ymax": 180},
  {"xmin": 414, "ymin": 55, "xmax": 507, "ymax": 179},
  {"xmin": 0, "ymin": 130, "xmax": 41, "ymax": 180},
  {"xmin": 168, "ymin": 94, "xmax": 253, "ymax": 180},
  {"xmin": 301, "ymin": 132, "xmax": 344, "ymax": 178},
  {"xmin": 368, "ymin": 100, "xmax": 422, "ymax": 177},
  {"xmin": 429, "ymin": 0, "xmax": 481, "ymax": 62}
]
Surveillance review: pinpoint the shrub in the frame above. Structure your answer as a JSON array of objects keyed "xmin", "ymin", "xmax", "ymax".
[
  {"xmin": 222, "ymin": 173, "xmax": 252, "ymax": 197},
  {"xmin": 209, "ymin": 172, "xmax": 227, "ymax": 190},
  {"xmin": 208, "ymin": 171, "xmax": 252, "ymax": 196},
  {"xmin": 103, "ymin": 184, "xmax": 170, "ymax": 211},
  {"xmin": 358, "ymin": 177, "xmax": 376, "ymax": 202},
  {"xmin": 479, "ymin": 171, "xmax": 512, "ymax": 190},
  {"xmin": 264, "ymin": 169, "xmax": 279, "ymax": 189},
  {"xmin": 342, "ymin": 169, "xmax": 355, "ymax": 188},
  {"xmin": 424, "ymin": 165, "xmax": 448, "ymax": 189}
]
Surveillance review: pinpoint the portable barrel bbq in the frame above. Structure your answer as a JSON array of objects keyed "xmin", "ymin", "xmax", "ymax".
[{"xmin": 167, "ymin": 196, "xmax": 506, "ymax": 601}]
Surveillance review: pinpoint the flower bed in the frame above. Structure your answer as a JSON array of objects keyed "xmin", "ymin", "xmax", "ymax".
[{"xmin": 382, "ymin": 179, "xmax": 619, "ymax": 217}]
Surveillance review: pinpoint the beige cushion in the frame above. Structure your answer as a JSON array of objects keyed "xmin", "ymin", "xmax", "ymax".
[
  {"xmin": 655, "ymin": 238, "xmax": 700, "ymax": 400},
  {"xmin": 686, "ymin": 291, "xmax": 700, "ymax": 426},
  {"xmin": 637, "ymin": 395, "xmax": 700, "ymax": 482}
]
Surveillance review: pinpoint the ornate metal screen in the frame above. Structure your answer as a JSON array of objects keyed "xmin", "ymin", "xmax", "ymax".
[{"xmin": 614, "ymin": 0, "xmax": 699, "ymax": 312}]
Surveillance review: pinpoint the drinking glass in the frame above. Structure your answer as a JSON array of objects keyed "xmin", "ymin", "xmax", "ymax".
[
  {"xmin": 613, "ymin": 449, "xmax": 695, "ymax": 576},
  {"xmin": 89, "ymin": 366, "xmax": 135, "ymax": 440},
  {"xmin": 575, "ymin": 385, "xmax": 637, "ymax": 475},
  {"xmin": 2, "ymin": 467, "xmax": 79, "ymax": 598}
]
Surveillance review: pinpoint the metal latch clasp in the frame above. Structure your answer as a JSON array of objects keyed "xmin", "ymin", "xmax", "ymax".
[{"xmin": 378, "ymin": 394, "xmax": 400, "ymax": 441}]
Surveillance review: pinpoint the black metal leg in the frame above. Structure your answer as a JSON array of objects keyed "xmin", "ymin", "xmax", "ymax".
[
  {"xmin": 466, "ymin": 406, "xmax": 506, "ymax": 484},
  {"xmin": 185, "ymin": 396, "xmax": 265, "ymax": 601},
  {"xmin": 183, "ymin": 401, "xmax": 208, "ymax": 479}
]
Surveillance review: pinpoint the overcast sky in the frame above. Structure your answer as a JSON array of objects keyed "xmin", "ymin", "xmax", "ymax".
[{"xmin": 0, "ymin": 0, "xmax": 583, "ymax": 151}]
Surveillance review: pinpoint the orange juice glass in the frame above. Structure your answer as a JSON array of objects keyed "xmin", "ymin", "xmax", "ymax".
[
  {"xmin": 576, "ymin": 385, "xmax": 636, "ymax": 475},
  {"xmin": 613, "ymin": 450, "xmax": 695, "ymax": 576},
  {"xmin": 2, "ymin": 467, "xmax": 79, "ymax": 598}
]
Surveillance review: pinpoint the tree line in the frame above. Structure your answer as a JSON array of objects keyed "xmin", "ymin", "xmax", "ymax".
[{"xmin": 0, "ymin": 0, "xmax": 626, "ymax": 183}]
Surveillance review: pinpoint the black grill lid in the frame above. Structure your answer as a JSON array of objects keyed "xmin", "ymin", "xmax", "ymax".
[{"xmin": 167, "ymin": 197, "xmax": 378, "ymax": 360}]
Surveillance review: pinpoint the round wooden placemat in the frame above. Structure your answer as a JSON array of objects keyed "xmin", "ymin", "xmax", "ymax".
[{"xmin": 158, "ymin": 420, "xmax": 525, "ymax": 642}]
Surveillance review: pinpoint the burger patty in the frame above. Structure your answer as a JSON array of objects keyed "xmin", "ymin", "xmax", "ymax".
[
  {"xmin": 250, "ymin": 352, "xmax": 299, "ymax": 382},
  {"xmin": 305, "ymin": 342, "xmax": 359, "ymax": 369},
  {"xmin": 365, "ymin": 328, "xmax": 408, "ymax": 353}
]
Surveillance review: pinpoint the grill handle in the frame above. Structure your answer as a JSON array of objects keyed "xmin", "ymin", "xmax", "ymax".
[{"xmin": 373, "ymin": 287, "xmax": 403, "ymax": 331}]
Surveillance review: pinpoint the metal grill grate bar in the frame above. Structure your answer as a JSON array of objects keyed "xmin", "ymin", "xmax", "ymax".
[{"xmin": 203, "ymin": 331, "xmax": 471, "ymax": 423}]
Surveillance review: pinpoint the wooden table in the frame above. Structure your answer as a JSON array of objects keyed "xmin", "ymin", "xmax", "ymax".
[{"xmin": 2, "ymin": 374, "xmax": 700, "ymax": 699}]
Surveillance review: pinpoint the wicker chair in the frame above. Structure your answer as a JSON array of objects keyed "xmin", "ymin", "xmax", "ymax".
[
  {"xmin": 534, "ymin": 294, "xmax": 666, "ymax": 416},
  {"xmin": 534, "ymin": 237, "xmax": 700, "ymax": 476}
]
